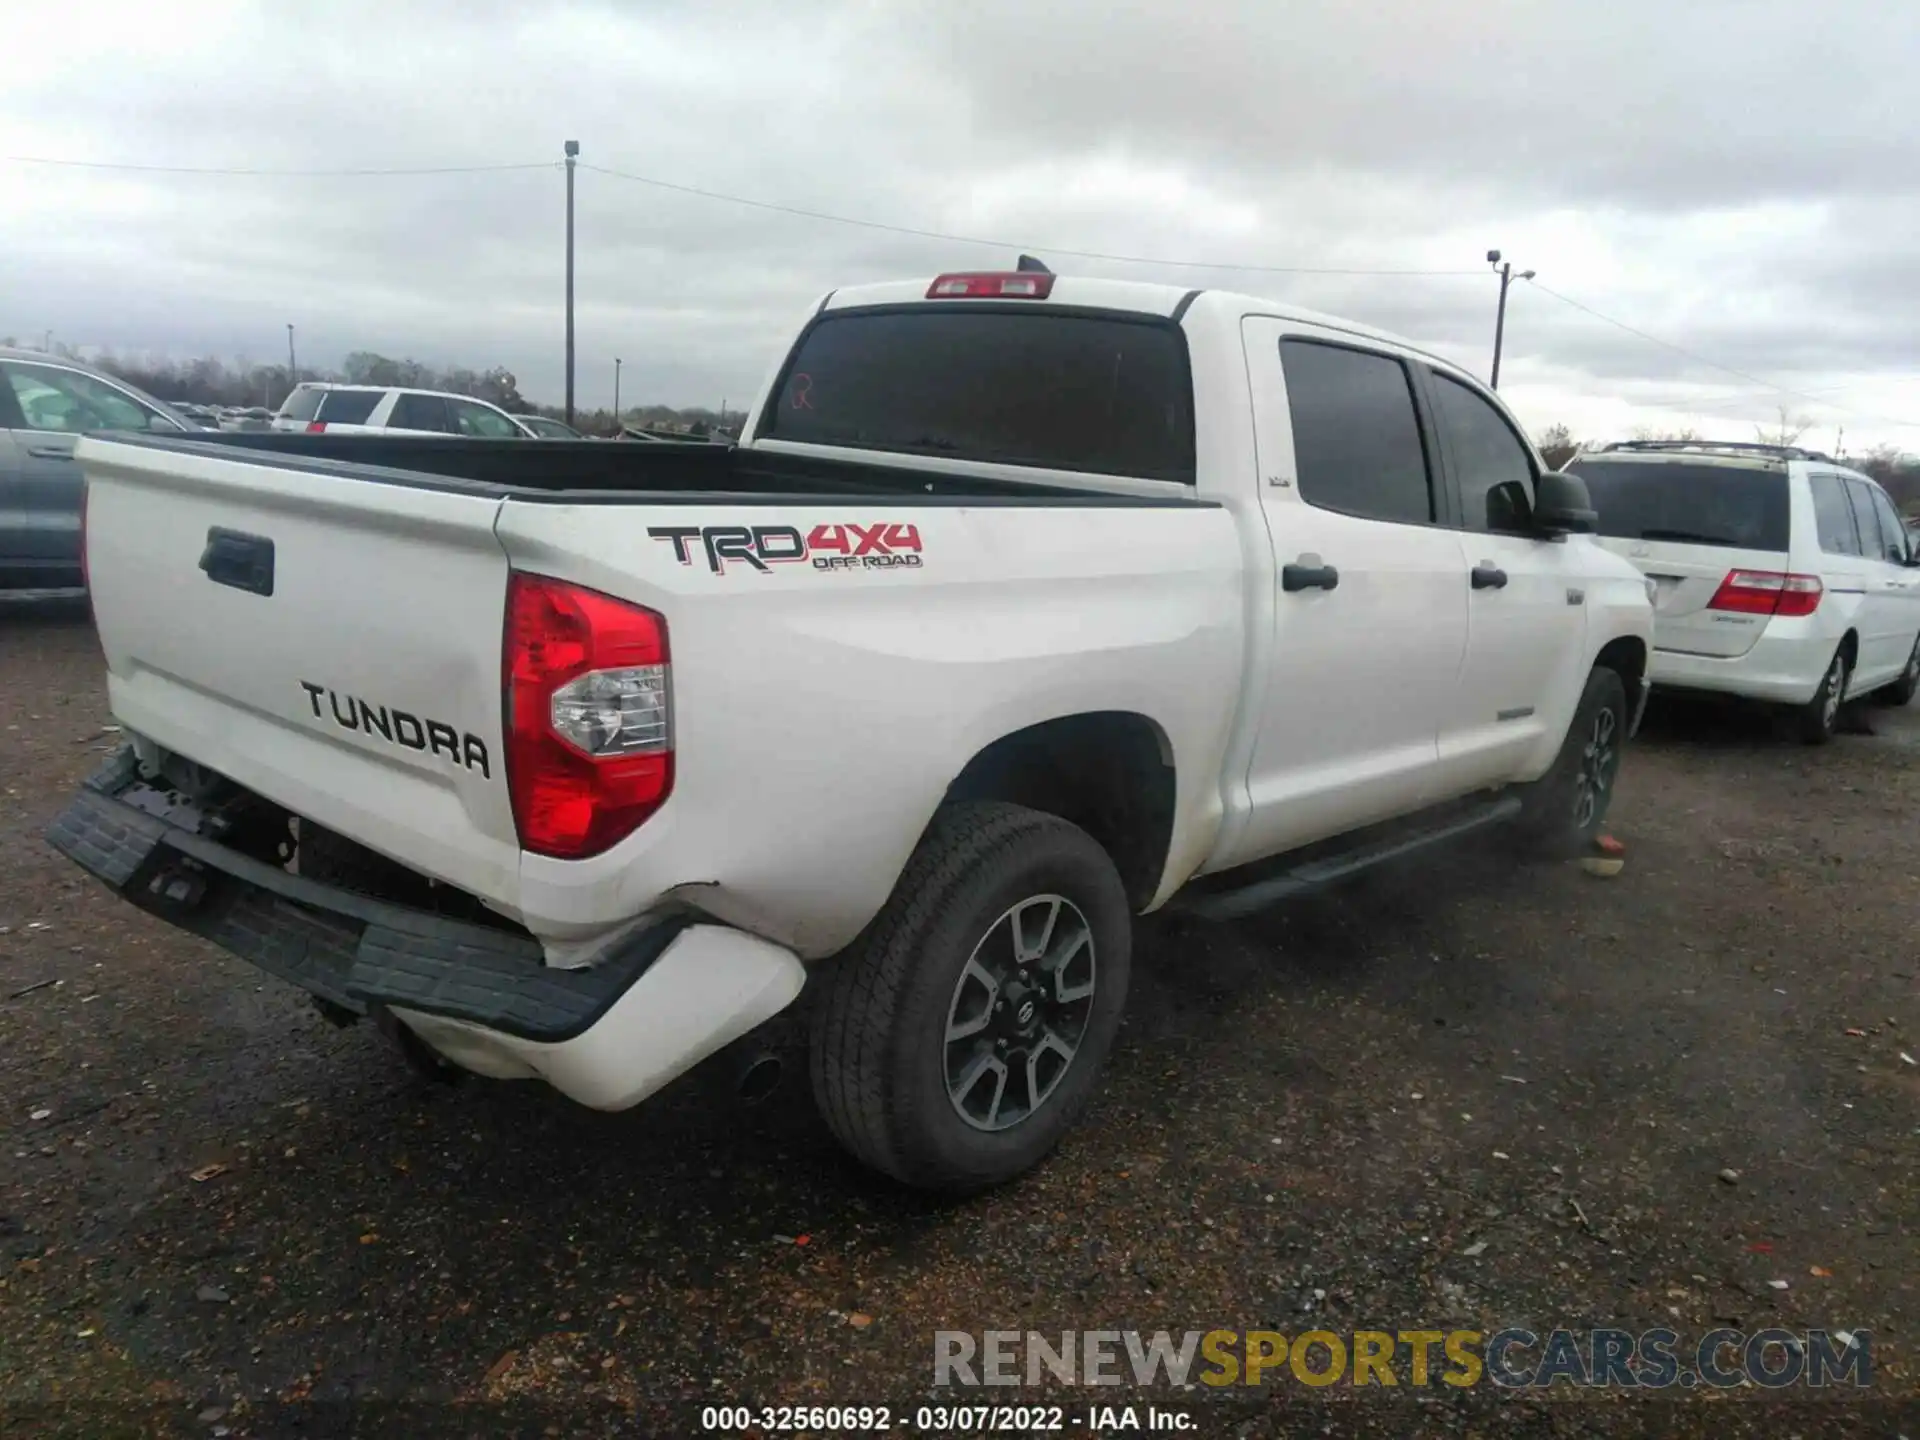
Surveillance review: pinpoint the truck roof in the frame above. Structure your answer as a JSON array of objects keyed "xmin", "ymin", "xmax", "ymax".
[{"xmin": 820, "ymin": 275, "xmax": 1474, "ymax": 382}]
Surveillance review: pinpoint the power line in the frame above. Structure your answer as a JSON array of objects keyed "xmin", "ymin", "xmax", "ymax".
[
  {"xmin": 4, "ymin": 154, "xmax": 557, "ymax": 177},
  {"xmin": 9, "ymin": 149, "xmax": 1917, "ymax": 428},
  {"xmin": 580, "ymin": 161, "xmax": 1485, "ymax": 277},
  {"xmin": 1524, "ymin": 278, "xmax": 1920, "ymax": 429}
]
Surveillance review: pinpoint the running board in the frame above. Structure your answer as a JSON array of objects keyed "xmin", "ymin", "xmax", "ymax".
[{"xmin": 1174, "ymin": 794, "xmax": 1524, "ymax": 922}]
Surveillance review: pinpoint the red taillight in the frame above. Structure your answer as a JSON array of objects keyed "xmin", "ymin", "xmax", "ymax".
[
  {"xmin": 305, "ymin": 421, "xmax": 327, "ymax": 433},
  {"xmin": 1708, "ymin": 569, "xmax": 1823, "ymax": 618},
  {"xmin": 926, "ymin": 272, "xmax": 1056, "ymax": 300},
  {"xmin": 503, "ymin": 573, "xmax": 673, "ymax": 859}
]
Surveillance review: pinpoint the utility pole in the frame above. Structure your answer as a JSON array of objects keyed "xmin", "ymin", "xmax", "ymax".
[
  {"xmin": 1486, "ymin": 249, "xmax": 1535, "ymax": 391},
  {"xmin": 286, "ymin": 323, "xmax": 297, "ymax": 394},
  {"xmin": 564, "ymin": 140, "xmax": 579, "ymax": 427},
  {"xmin": 613, "ymin": 357, "xmax": 622, "ymax": 426}
]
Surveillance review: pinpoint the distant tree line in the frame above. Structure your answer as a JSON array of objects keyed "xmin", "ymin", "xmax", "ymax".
[{"xmin": 0, "ymin": 339, "xmax": 742, "ymax": 436}]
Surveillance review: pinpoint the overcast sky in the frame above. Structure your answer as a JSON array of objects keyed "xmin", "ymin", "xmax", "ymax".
[{"xmin": 3, "ymin": 0, "xmax": 1918, "ymax": 451}]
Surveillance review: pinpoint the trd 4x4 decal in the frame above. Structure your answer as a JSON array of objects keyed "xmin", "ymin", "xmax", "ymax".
[{"xmin": 647, "ymin": 523, "xmax": 924, "ymax": 575}]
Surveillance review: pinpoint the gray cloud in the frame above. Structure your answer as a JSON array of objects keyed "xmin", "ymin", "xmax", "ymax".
[{"xmin": 1, "ymin": 0, "xmax": 1916, "ymax": 448}]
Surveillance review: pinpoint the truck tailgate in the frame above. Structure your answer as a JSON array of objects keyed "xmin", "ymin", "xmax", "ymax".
[{"xmin": 78, "ymin": 438, "xmax": 524, "ymax": 908}]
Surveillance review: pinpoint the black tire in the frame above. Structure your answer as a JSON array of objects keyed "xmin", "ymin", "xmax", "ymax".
[
  {"xmin": 1513, "ymin": 667, "xmax": 1628, "ymax": 859},
  {"xmin": 1878, "ymin": 635, "xmax": 1920, "ymax": 707},
  {"xmin": 1795, "ymin": 646, "xmax": 1851, "ymax": 744},
  {"xmin": 808, "ymin": 802, "xmax": 1132, "ymax": 1194}
]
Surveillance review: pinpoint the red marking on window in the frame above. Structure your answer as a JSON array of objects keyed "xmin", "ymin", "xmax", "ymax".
[{"xmin": 791, "ymin": 373, "xmax": 814, "ymax": 410}]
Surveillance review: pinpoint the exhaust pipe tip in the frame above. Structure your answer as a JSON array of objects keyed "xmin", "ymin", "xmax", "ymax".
[
  {"xmin": 734, "ymin": 1050, "xmax": 784, "ymax": 1105},
  {"xmin": 375, "ymin": 1007, "xmax": 465, "ymax": 1085}
]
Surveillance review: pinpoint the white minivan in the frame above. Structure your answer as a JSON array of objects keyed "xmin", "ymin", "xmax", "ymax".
[
  {"xmin": 273, "ymin": 383, "xmax": 535, "ymax": 439},
  {"xmin": 1568, "ymin": 440, "xmax": 1920, "ymax": 742}
]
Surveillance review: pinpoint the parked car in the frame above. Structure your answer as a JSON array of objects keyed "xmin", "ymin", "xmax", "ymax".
[
  {"xmin": 49, "ymin": 268, "xmax": 1653, "ymax": 1191},
  {"xmin": 1568, "ymin": 440, "xmax": 1920, "ymax": 743},
  {"xmin": 0, "ymin": 347, "xmax": 192, "ymax": 597},
  {"xmin": 171, "ymin": 403, "xmax": 221, "ymax": 429},
  {"xmin": 273, "ymin": 383, "xmax": 536, "ymax": 438},
  {"xmin": 513, "ymin": 414, "xmax": 583, "ymax": 439},
  {"xmin": 220, "ymin": 406, "xmax": 275, "ymax": 433}
]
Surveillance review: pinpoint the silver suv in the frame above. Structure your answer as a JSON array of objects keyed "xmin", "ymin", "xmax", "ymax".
[{"xmin": 0, "ymin": 349, "xmax": 191, "ymax": 599}]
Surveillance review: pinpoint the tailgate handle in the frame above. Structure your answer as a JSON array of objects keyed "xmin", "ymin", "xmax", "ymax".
[{"xmin": 199, "ymin": 527, "xmax": 275, "ymax": 597}]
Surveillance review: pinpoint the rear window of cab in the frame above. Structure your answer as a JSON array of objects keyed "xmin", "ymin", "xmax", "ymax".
[{"xmin": 762, "ymin": 308, "xmax": 1196, "ymax": 484}]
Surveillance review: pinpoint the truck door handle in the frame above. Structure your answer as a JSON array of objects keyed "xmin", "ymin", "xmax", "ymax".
[
  {"xmin": 1281, "ymin": 560, "xmax": 1339, "ymax": 592},
  {"xmin": 199, "ymin": 527, "xmax": 276, "ymax": 597},
  {"xmin": 25, "ymin": 445, "xmax": 72, "ymax": 460},
  {"xmin": 1471, "ymin": 563, "xmax": 1508, "ymax": 590}
]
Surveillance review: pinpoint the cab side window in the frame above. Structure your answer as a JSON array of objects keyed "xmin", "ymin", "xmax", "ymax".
[
  {"xmin": 1430, "ymin": 372, "xmax": 1535, "ymax": 534},
  {"xmin": 1279, "ymin": 339, "xmax": 1434, "ymax": 525}
]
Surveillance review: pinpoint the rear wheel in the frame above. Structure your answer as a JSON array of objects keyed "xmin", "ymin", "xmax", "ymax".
[
  {"xmin": 1795, "ymin": 647, "xmax": 1851, "ymax": 744},
  {"xmin": 1879, "ymin": 634, "xmax": 1920, "ymax": 706},
  {"xmin": 1513, "ymin": 667, "xmax": 1627, "ymax": 858},
  {"xmin": 809, "ymin": 802, "xmax": 1132, "ymax": 1193}
]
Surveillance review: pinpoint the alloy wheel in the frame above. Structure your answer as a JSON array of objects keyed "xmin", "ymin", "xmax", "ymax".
[
  {"xmin": 1572, "ymin": 704, "xmax": 1619, "ymax": 831},
  {"xmin": 943, "ymin": 894, "xmax": 1097, "ymax": 1133}
]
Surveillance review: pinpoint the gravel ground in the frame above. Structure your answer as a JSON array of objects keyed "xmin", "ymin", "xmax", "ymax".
[{"xmin": 1, "ymin": 607, "xmax": 1915, "ymax": 1439}]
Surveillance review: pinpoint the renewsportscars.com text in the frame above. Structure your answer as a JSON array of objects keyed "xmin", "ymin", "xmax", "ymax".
[{"xmin": 934, "ymin": 1327, "xmax": 1872, "ymax": 1390}]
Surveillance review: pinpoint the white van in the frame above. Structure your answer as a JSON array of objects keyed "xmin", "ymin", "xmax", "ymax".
[
  {"xmin": 1569, "ymin": 440, "xmax": 1920, "ymax": 742},
  {"xmin": 273, "ymin": 384, "xmax": 535, "ymax": 439}
]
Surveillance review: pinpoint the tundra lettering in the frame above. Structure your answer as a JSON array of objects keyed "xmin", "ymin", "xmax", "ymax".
[{"xmin": 298, "ymin": 680, "xmax": 490, "ymax": 777}]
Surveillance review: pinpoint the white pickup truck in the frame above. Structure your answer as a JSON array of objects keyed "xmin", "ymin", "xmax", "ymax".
[{"xmin": 48, "ymin": 269, "xmax": 1654, "ymax": 1192}]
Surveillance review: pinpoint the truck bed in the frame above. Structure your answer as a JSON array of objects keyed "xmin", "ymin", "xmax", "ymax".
[
  {"xmin": 73, "ymin": 426, "xmax": 1242, "ymax": 954},
  {"xmin": 128, "ymin": 432, "xmax": 1213, "ymax": 507}
]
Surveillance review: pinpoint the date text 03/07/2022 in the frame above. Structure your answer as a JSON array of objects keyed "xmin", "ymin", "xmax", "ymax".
[{"xmin": 698, "ymin": 1403, "xmax": 1196, "ymax": 1433}]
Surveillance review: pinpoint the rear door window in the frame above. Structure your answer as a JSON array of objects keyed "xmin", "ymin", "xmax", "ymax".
[
  {"xmin": 1810, "ymin": 472, "xmax": 1862, "ymax": 555},
  {"xmin": 1279, "ymin": 339, "xmax": 1434, "ymax": 525},
  {"xmin": 316, "ymin": 390, "xmax": 380, "ymax": 425},
  {"xmin": 763, "ymin": 309, "xmax": 1195, "ymax": 483},
  {"xmin": 1867, "ymin": 483, "xmax": 1909, "ymax": 564},
  {"xmin": 1844, "ymin": 479, "xmax": 1885, "ymax": 561},
  {"xmin": 388, "ymin": 394, "xmax": 451, "ymax": 433},
  {"xmin": 1565, "ymin": 459, "xmax": 1790, "ymax": 551}
]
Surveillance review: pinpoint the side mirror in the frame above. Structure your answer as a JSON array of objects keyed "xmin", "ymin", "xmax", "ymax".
[{"xmin": 1534, "ymin": 470, "xmax": 1598, "ymax": 536}]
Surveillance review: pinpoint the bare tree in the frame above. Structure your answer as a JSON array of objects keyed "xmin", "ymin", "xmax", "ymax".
[
  {"xmin": 1754, "ymin": 406, "xmax": 1814, "ymax": 447},
  {"xmin": 1628, "ymin": 424, "xmax": 1703, "ymax": 443},
  {"xmin": 1533, "ymin": 422, "xmax": 1580, "ymax": 469}
]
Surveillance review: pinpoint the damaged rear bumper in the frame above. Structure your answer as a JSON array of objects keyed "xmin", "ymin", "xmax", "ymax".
[{"xmin": 44, "ymin": 749, "xmax": 804, "ymax": 1110}]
